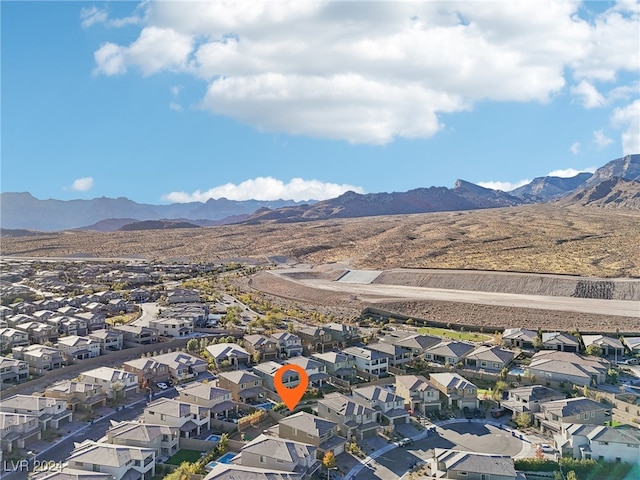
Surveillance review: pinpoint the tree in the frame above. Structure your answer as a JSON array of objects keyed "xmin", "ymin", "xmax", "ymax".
[
  {"xmin": 218, "ymin": 433, "xmax": 229, "ymax": 454},
  {"xmin": 492, "ymin": 381, "xmax": 509, "ymax": 400},
  {"xmin": 515, "ymin": 412, "xmax": 532, "ymax": 429},
  {"xmin": 585, "ymin": 344, "xmax": 603, "ymax": 357},
  {"xmin": 187, "ymin": 338, "xmax": 199, "ymax": 353},
  {"xmin": 287, "ymin": 322, "xmax": 295, "ymax": 333},
  {"xmin": 110, "ymin": 381, "xmax": 124, "ymax": 401},
  {"xmin": 322, "ymin": 450, "xmax": 336, "ymax": 473},
  {"xmin": 252, "ymin": 351, "xmax": 262, "ymax": 364},
  {"xmin": 566, "ymin": 471, "xmax": 578, "ymax": 480}
]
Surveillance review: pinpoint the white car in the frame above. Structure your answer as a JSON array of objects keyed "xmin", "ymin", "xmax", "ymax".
[
  {"xmin": 157, "ymin": 382, "xmax": 168, "ymax": 390},
  {"xmin": 539, "ymin": 444, "xmax": 554, "ymax": 453}
]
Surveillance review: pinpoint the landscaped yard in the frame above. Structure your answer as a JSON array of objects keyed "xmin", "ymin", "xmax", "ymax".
[
  {"xmin": 166, "ymin": 449, "xmax": 203, "ymax": 465},
  {"xmin": 417, "ymin": 326, "xmax": 491, "ymax": 342}
]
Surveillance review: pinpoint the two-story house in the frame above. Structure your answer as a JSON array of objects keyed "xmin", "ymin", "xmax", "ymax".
[
  {"xmin": 395, "ymin": 375, "xmax": 441, "ymax": 414},
  {"xmin": 217, "ymin": 370, "xmax": 264, "ymax": 404},
  {"xmin": 0, "ymin": 327, "xmax": 29, "ymax": 352},
  {"xmin": 352, "ymin": 385, "xmax": 409, "ymax": 425},
  {"xmin": 176, "ymin": 381, "xmax": 235, "ymax": 419},
  {"xmin": 244, "ymin": 334, "xmax": 280, "ymax": 361},
  {"xmin": 556, "ymin": 423, "xmax": 640, "ymax": 463},
  {"xmin": 311, "ymin": 351, "xmax": 356, "ymax": 382},
  {"xmin": 44, "ymin": 380, "xmax": 108, "ymax": 411},
  {"xmin": 80, "ymin": 367, "xmax": 139, "ymax": 398},
  {"xmin": 501, "ymin": 385, "xmax": 565, "ymax": 416},
  {"xmin": 0, "ymin": 395, "xmax": 72, "ymax": 430},
  {"xmin": 231, "ymin": 434, "xmax": 319, "ymax": 477},
  {"xmin": 15, "ymin": 321, "xmax": 58, "ymax": 344},
  {"xmin": 253, "ymin": 361, "xmax": 299, "ymax": 393},
  {"xmin": 141, "ymin": 398, "xmax": 210, "ymax": 438},
  {"xmin": 324, "ymin": 323, "xmax": 360, "ymax": 346},
  {"xmin": 74, "ymin": 311, "xmax": 106, "ymax": 332},
  {"xmin": 0, "ymin": 412, "xmax": 41, "ymax": 453},
  {"xmin": 148, "ymin": 317, "xmax": 193, "ymax": 338},
  {"xmin": 298, "ymin": 327, "xmax": 334, "ymax": 354},
  {"xmin": 112, "ymin": 325, "xmax": 157, "ymax": 345},
  {"xmin": 67, "ymin": 440, "xmax": 156, "ymax": 480},
  {"xmin": 12, "ymin": 344, "xmax": 64, "ymax": 374},
  {"xmin": 206, "ymin": 343, "xmax": 251, "ymax": 370},
  {"xmin": 285, "ymin": 356, "xmax": 328, "ymax": 388},
  {"xmin": 366, "ymin": 342, "xmax": 412, "ymax": 368},
  {"xmin": 0, "ymin": 356, "xmax": 29, "ymax": 385},
  {"xmin": 277, "ymin": 411, "xmax": 346, "ymax": 457},
  {"xmin": 535, "ymin": 397, "xmax": 611, "ymax": 434},
  {"xmin": 271, "ymin": 331, "xmax": 303, "ymax": 358},
  {"xmin": 464, "ymin": 345, "xmax": 514, "ymax": 372},
  {"xmin": 88, "ymin": 329, "xmax": 123, "ymax": 353},
  {"xmin": 317, "ymin": 392, "xmax": 378, "ymax": 440},
  {"xmin": 123, "ymin": 358, "xmax": 170, "ymax": 387},
  {"xmin": 342, "ymin": 346, "xmax": 388, "ymax": 376},
  {"xmin": 106, "ymin": 420, "xmax": 179, "ymax": 459},
  {"xmin": 56, "ymin": 335, "xmax": 102, "ymax": 360},
  {"xmin": 429, "ymin": 372, "xmax": 478, "ymax": 410},
  {"xmin": 152, "ymin": 351, "xmax": 208, "ymax": 381}
]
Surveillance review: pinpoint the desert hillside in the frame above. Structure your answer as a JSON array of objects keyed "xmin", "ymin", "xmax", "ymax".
[{"xmin": 2, "ymin": 204, "xmax": 639, "ymax": 278}]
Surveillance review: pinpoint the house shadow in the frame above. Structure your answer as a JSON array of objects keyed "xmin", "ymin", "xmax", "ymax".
[{"xmin": 442, "ymin": 422, "xmax": 491, "ymax": 436}]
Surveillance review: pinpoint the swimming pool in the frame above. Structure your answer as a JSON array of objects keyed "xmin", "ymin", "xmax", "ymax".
[
  {"xmin": 205, "ymin": 453, "xmax": 237, "ymax": 470},
  {"xmin": 509, "ymin": 367, "xmax": 527, "ymax": 376},
  {"xmin": 205, "ymin": 434, "xmax": 221, "ymax": 442}
]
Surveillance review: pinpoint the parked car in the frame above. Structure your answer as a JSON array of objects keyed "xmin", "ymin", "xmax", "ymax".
[
  {"xmin": 491, "ymin": 408, "xmax": 508, "ymax": 418},
  {"xmin": 397, "ymin": 438, "xmax": 413, "ymax": 447},
  {"xmin": 157, "ymin": 382, "xmax": 168, "ymax": 390},
  {"xmin": 539, "ymin": 444, "xmax": 555, "ymax": 453},
  {"xmin": 473, "ymin": 408, "xmax": 484, "ymax": 418}
]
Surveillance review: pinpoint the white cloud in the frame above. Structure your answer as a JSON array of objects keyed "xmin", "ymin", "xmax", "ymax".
[
  {"xmin": 71, "ymin": 177, "xmax": 94, "ymax": 192},
  {"xmin": 92, "ymin": 1, "xmax": 639, "ymax": 144},
  {"xmin": 80, "ymin": 6, "xmax": 108, "ymax": 29},
  {"xmin": 569, "ymin": 142, "xmax": 581, "ymax": 155},
  {"xmin": 80, "ymin": 4, "xmax": 144, "ymax": 29},
  {"xmin": 169, "ymin": 102, "xmax": 183, "ymax": 112},
  {"xmin": 593, "ymin": 129, "xmax": 614, "ymax": 149},
  {"xmin": 570, "ymin": 80, "xmax": 606, "ymax": 108},
  {"xmin": 612, "ymin": 99, "xmax": 640, "ymax": 155},
  {"xmin": 546, "ymin": 167, "xmax": 596, "ymax": 178},
  {"xmin": 162, "ymin": 177, "xmax": 364, "ymax": 202},
  {"xmin": 476, "ymin": 179, "xmax": 531, "ymax": 192}
]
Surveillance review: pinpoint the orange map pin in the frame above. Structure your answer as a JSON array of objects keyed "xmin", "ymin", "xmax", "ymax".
[{"xmin": 274, "ymin": 364, "xmax": 309, "ymax": 411}]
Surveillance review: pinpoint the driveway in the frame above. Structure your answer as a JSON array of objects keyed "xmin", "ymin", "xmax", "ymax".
[{"xmin": 346, "ymin": 421, "xmax": 529, "ymax": 480}]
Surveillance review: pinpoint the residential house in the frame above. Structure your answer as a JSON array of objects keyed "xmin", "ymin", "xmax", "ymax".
[
  {"xmin": 203, "ymin": 464, "xmax": 303, "ymax": 480},
  {"xmin": 152, "ymin": 351, "xmax": 208, "ymax": 381},
  {"xmin": 88, "ymin": 329, "xmax": 123, "ymax": 353},
  {"xmin": 271, "ymin": 331, "xmax": 303, "ymax": 358},
  {"xmin": 352, "ymin": 385, "xmax": 409, "ymax": 425},
  {"xmin": 83, "ymin": 302, "xmax": 106, "ymax": 315},
  {"xmin": 424, "ymin": 341, "xmax": 475, "ymax": 366},
  {"xmin": 323, "ymin": 323, "xmax": 360, "ymax": 347},
  {"xmin": 502, "ymin": 328, "xmax": 538, "ymax": 350},
  {"xmin": 57, "ymin": 306, "xmax": 82, "ymax": 317},
  {"xmin": 129, "ymin": 288, "xmax": 150, "ymax": 302},
  {"xmin": 0, "ymin": 395, "xmax": 72, "ymax": 429},
  {"xmin": 148, "ymin": 317, "xmax": 193, "ymax": 338},
  {"xmin": 106, "ymin": 299, "xmax": 128, "ymax": 315},
  {"xmin": 501, "ymin": 385, "xmax": 565, "ymax": 415},
  {"xmin": 529, "ymin": 351, "xmax": 609, "ymax": 386},
  {"xmin": 298, "ymin": 326, "xmax": 334, "ymax": 354},
  {"xmin": 623, "ymin": 336, "xmax": 640, "ymax": 355},
  {"xmin": 80, "ymin": 367, "xmax": 138, "ymax": 398},
  {"xmin": 57, "ymin": 335, "xmax": 101, "ymax": 360},
  {"xmin": 175, "ymin": 381, "xmax": 235, "ymax": 419},
  {"xmin": 380, "ymin": 332, "xmax": 441, "ymax": 357},
  {"xmin": 429, "ymin": 372, "xmax": 478, "ymax": 410},
  {"xmin": 0, "ymin": 412, "xmax": 41, "ymax": 453},
  {"xmin": 556, "ymin": 423, "xmax": 640, "ymax": 463},
  {"xmin": 395, "ymin": 375, "xmax": 441, "ymax": 414},
  {"xmin": 433, "ymin": 449, "xmax": 519, "ymax": 480},
  {"xmin": 166, "ymin": 288, "xmax": 200, "ymax": 304},
  {"xmin": 366, "ymin": 342, "xmax": 412, "ymax": 368},
  {"xmin": 277, "ymin": 411, "xmax": 346, "ymax": 457},
  {"xmin": 67, "ymin": 440, "xmax": 156, "ymax": 480},
  {"xmin": 15, "ymin": 321, "xmax": 58, "ymax": 344},
  {"xmin": 231, "ymin": 434, "xmax": 319, "ymax": 477},
  {"xmin": 317, "ymin": 392, "xmax": 379, "ymax": 440},
  {"xmin": 12, "ymin": 344, "xmax": 64, "ymax": 374},
  {"xmin": 94, "ymin": 291, "xmax": 119, "ymax": 303},
  {"xmin": 206, "ymin": 343, "xmax": 250, "ymax": 369},
  {"xmin": 254, "ymin": 361, "xmax": 300, "ymax": 393},
  {"xmin": 74, "ymin": 311, "xmax": 106, "ymax": 332},
  {"xmin": 44, "ymin": 380, "xmax": 108, "ymax": 411},
  {"xmin": 0, "ymin": 356, "xmax": 29, "ymax": 385},
  {"xmin": 105, "ymin": 420, "xmax": 179, "ymax": 459},
  {"xmin": 285, "ymin": 356, "xmax": 328, "ymax": 388},
  {"xmin": 217, "ymin": 370, "xmax": 264, "ymax": 404},
  {"xmin": 7, "ymin": 314, "xmax": 37, "ymax": 328},
  {"xmin": 29, "ymin": 468, "xmax": 112, "ymax": 480},
  {"xmin": 123, "ymin": 358, "xmax": 170, "ymax": 387},
  {"xmin": 244, "ymin": 334, "xmax": 280, "ymax": 361},
  {"xmin": 112, "ymin": 325, "xmax": 157, "ymax": 345},
  {"xmin": 582, "ymin": 335, "xmax": 625, "ymax": 359},
  {"xmin": 464, "ymin": 345, "xmax": 514, "ymax": 372},
  {"xmin": 32, "ymin": 310, "xmax": 57, "ymax": 322},
  {"xmin": 47, "ymin": 316, "xmax": 88, "ymax": 337},
  {"xmin": 311, "ymin": 351, "xmax": 356, "ymax": 382},
  {"xmin": 542, "ymin": 332, "xmax": 580, "ymax": 352},
  {"xmin": 0, "ymin": 327, "xmax": 29, "ymax": 352},
  {"xmin": 141, "ymin": 398, "xmax": 210, "ymax": 438},
  {"xmin": 342, "ymin": 346, "xmax": 389, "ymax": 376},
  {"xmin": 535, "ymin": 397, "xmax": 611, "ymax": 434}
]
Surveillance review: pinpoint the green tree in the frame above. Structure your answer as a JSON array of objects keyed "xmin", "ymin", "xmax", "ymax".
[
  {"xmin": 492, "ymin": 381, "xmax": 509, "ymax": 400},
  {"xmin": 515, "ymin": 412, "xmax": 532, "ymax": 429},
  {"xmin": 585, "ymin": 344, "xmax": 603, "ymax": 357},
  {"xmin": 186, "ymin": 338, "xmax": 199, "ymax": 353},
  {"xmin": 218, "ymin": 433, "xmax": 229, "ymax": 454},
  {"xmin": 287, "ymin": 322, "xmax": 295, "ymax": 333},
  {"xmin": 566, "ymin": 471, "xmax": 578, "ymax": 480},
  {"xmin": 252, "ymin": 351, "xmax": 262, "ymax": 364}
]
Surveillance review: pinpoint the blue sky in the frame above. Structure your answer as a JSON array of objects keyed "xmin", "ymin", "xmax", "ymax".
[{"xmin": 2, "ymin": 1, "xmax": 639, "ymax": 203}]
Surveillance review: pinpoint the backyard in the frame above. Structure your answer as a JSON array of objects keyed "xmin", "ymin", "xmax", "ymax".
[
  {"xmin": 165, "ymin": 449, "xmax": 203, "ymax": 465},
  {"xmin": 417, "ymin": 326, "xmax": 491, "ymax": 342}
]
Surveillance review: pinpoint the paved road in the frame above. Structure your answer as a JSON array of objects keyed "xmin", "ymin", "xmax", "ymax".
[
  {"xmin": 280, "ymin": 275, "xmax": 640, "ymax": 318},
  {"xmin": 351, "ymin": 422, "xmax": 527, "ymax": 480}
]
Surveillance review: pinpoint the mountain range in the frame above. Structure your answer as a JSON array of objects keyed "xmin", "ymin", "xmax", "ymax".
[{"xmin": 1, "ymin": 154, "xmax": 638, "ymax": 231}]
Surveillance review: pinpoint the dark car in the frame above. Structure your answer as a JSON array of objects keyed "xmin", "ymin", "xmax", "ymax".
[
  {"xmin": 463, "ymin": 407, "xmax": 473, "ymax": 419},
  {"xmin": 491, "ymin": 408, "xmax": 508, "ymax": 418},
  {"xmin": 473, "ymin": 408, "xmax": 484, "ymax": 418}
]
